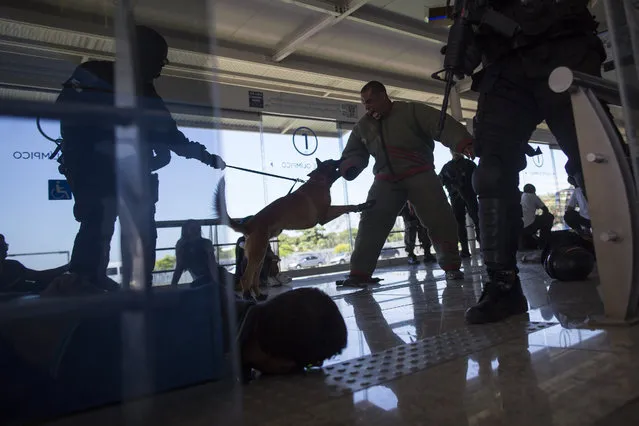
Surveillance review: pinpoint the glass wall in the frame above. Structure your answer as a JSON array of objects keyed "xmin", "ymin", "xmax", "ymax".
[
  {"xmin": 0, "ymin": 3, "xmax": 241, "ymax": 424},
  {"xmin": 0, "ymin": 117, "xmax": 76, "ymax": 270},
  {"xmin": 0, "ymin": 2, "xmax": 582, "ymax": 418},
  {"xmin": 1, "ymin": 120, "xmax": 575, "ymax": 281},
  {"xmin": 520, "ymin": 142, "xmax": 572, "ymax": 230}
]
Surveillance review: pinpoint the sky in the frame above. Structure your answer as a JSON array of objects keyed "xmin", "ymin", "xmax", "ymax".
[{"xmin": 0, "ymin": 115, "xmax": 569, "ymax": 270}]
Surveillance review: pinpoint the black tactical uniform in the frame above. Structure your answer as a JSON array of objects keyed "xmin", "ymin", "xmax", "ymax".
[
  {"xmin": 57, "ymin": 26, "xmax": 225, "ymax": 289},
  {"xmin": 461, "ymin": 1, "xmax": 606, "ymax": 324},
  {"xmin": 439, "ymin": 155, "xmax": 480, "ymax": 256}
]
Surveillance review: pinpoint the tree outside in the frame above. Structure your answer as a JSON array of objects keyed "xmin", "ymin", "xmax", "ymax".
[
  {"xmin": 155, "ymin": 254, "xmax": 176, "ymax": 271},
  {"xmin": 333, "ymin": 243, "xmax": 350, "ymax": 254}
]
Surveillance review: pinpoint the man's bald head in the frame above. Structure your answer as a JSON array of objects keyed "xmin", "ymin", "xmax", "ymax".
[
  {"xmin": 360, "ymin": 81, "xmax": 392, "ymax": 120},
  {"xmin": 361, "ymin": 81, "xmax": 387, "ymax": 95}
]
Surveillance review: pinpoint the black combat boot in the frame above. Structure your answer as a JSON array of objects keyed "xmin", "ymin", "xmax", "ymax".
[{"xmin": 465, "ymin": 270, "xmax": 528, "ymax": 324}]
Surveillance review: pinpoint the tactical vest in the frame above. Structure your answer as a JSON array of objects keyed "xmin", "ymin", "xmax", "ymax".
[
  {"xmin": 477, "ymin": 0, "xmax": 599, "ymax": 62},
  {"xmin": 56, "ymin": 61, "xmax": 171, "ymax": 176},
  {"xmin": 496, "ymin": 0, "xmax": 597, "ymax": 41}
]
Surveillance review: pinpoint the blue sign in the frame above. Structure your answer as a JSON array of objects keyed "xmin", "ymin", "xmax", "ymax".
[
  {"xmin": 292, "ymin": 127, "xmax": 318, "ymax": 156},
  {"xmin": 49, "ymin": 179, "xmax": 73, "ymax": 200}
]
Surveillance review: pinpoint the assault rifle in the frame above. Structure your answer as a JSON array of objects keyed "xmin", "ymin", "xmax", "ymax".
[{"xmin": 431, "ymin": 0, "xmax": 520, "ymax": 139}]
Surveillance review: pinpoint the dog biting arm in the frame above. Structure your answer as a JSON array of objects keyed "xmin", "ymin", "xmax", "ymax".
[{"xmin": 340, "ymin": 124, "xmax": 369, "ymax": 181}]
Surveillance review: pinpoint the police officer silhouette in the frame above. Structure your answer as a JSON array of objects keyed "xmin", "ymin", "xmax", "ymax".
[{"xmin": 57, "ymin": 26, "xmax": 226, "ymax": 290}]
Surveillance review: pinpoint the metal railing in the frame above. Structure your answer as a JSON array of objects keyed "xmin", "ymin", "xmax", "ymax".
[
  {"xmin": 549, "ymin": 61, "xmax": 639, "ymax": 322},
  {"xmin": 7, "ymin": 250, "xmax": 70, "ymax": 264},
  {"xmin": 150, "ymin": 222, "xmax": 481, "ymax": 284}
]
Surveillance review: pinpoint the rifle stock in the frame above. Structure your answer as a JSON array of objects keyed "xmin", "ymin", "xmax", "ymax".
[{"xmin": 432, "ymin": 0, "xmax": 472, "ymax": 140}]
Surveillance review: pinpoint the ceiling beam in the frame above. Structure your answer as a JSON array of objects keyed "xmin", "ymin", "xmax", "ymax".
[
  {"xmin": 349, "ymin": 5, "xmax": 448, "ymax": 44},
  {"xmin": 0, "ymin": 8, "xmax": 452, "ymax": 98},
  {"xmin": 276, "ymin": 0, "xmax": 447, "ymax": 44},
  {"xmin": 272, "ymin": 0, "xmax": 370, "ymax": 62},
  {"xmin": 0, "ymin": 29, "xmax": 446, "ymax": 106}
]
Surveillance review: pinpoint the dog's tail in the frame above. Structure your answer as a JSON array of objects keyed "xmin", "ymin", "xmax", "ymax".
[{"xmin": 213, "ymin": 177, "xmax": 247, "ymax": 234}]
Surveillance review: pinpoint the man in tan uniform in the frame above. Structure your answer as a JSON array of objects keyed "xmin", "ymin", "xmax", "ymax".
[{"xmin": 337, "ymin": 81, "xmax": 473, "ymax": 287}]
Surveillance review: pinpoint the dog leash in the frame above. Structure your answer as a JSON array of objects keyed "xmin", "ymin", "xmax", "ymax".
[
  {"xmin": 225, "ymin": 164, "xmax": 306, "ymax": 187},
  {"xmin": 36, "ymin": 118, "xmax": 307, "ymax": 185}
]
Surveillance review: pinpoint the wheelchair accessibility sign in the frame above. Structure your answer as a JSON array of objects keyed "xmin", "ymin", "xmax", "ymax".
[{"xmin": 49, "ymin": 179, "xmax": 73, "ymax": 200}]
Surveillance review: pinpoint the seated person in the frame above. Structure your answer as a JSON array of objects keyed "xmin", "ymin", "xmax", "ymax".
[
  {"xmin": 520, "ymin": 184, "xmax": 554, "ymax": 249},
  {"xmin": 171, "ymin": 220, "xmax": 233, "ymax": 288},
  {"xmin": 237, "ymin": 287, "xmax": 347, "ymax": 378},
  {"xmin": 0, "ymin": 234, "xmax": 69, "ymax": 295},
  {"xmin": 564, "ymin": 177, "xmax": 591, "ymax": 235}
]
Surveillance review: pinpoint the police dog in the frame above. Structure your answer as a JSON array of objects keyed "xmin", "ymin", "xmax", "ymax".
[{"xmin": 215, "ymin": 158, "xmax": 374, "ymax": 301}]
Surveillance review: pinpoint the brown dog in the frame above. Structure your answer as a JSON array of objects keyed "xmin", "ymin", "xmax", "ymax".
[{"xmin": 215, "ymin": 158, "xmax": 374, "ymax": 301}]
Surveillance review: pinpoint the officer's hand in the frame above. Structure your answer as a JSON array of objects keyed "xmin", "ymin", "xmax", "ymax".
[
  {"xmin": 456, "ymin": 138, "xmax": 475, "ymax": 159},
  {"xmin": 462, "ymin": 144, "xmax": 475, "ymax": 159},
  {"xmin": 206, "ymin": 153, "xmax": 226, "ymax": 170}
]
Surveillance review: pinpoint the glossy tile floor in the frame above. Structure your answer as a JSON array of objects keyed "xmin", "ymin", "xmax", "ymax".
[{"xmin": 48, "ymin": 254, "xmax": 639, "ymax": 426}]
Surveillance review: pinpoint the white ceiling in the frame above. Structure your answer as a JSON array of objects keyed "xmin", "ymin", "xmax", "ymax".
[
  {"xmin": 0, "ymin": 0, "xmax": 451, "ymax": 96},
  {"xmin": 0, "ymin": 0, "xmax": 608, "ymax": 140}
]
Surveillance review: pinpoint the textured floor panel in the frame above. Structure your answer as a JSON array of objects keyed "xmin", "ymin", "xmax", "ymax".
[
  {"xmin": 229, "ymin": 319, "xmax": 555, "ymax": 426},
  {"xmin": 319, "ymin": 320, "xmax": 554, "ymax": 396}
]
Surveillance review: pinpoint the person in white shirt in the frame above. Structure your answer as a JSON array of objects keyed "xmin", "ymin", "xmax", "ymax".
[
  {"xmin": 564, "ymin": 177, "xmax": 591, "ymax": 235},
  {"xmin": 520, "ymin": 184, "xmax": 554, "ymax": 249}
]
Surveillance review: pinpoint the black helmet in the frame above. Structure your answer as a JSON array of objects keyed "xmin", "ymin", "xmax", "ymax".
[
  {"xmin": 134, "ymin": 25, "xmax": 168, "ymax": 80},
  {"xmin": 136, "ymin": 25, "xmax": 168, "ymax": 58},
  {"xmin": 542, "ymin": 230, "xmax": 595, "ymax": 281}
]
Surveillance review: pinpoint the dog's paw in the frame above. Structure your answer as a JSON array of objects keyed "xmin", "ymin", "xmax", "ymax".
[{"xmin": 355, "ymin": 200, "xmax": 376, "ymax": 212}]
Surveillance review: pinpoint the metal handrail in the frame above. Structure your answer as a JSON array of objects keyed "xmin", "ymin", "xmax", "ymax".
[
  {"xmin": 7, "ymin": 250, "xmax": 71, "ymax": 263},
  {"xmin": 549, "ymin": 67, "xmax": 624, "ymax": 106}
]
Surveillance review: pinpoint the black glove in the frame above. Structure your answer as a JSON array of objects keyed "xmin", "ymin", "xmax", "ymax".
[{"xmin": 205, "ymin": 153, "xmax": 226, "ymax": 170}]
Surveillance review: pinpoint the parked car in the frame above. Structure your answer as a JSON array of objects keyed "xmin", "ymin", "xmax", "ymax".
[
  {"xmin": 288, "ymin": 255, "xmax": 323, "ymax": 269},
  {"xmin": 328, "ymin": 252, "xmax": 351, "ymax": 265},
  {"xmin": 378, "ymin": 247, "xmax": 400, "ymax": 260}
]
